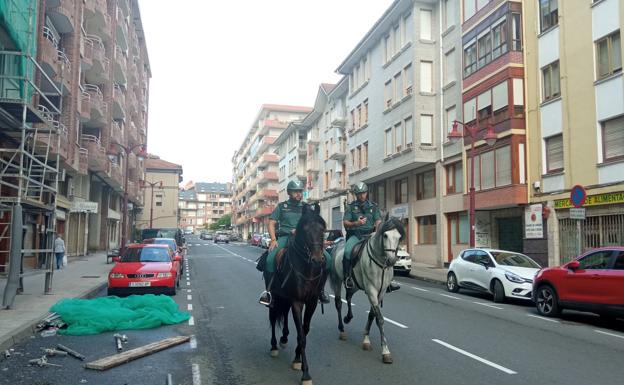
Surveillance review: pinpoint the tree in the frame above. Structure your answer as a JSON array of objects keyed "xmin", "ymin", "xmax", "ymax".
[{"xmin": 209, "ymin": 214, "xmax": 231, "ymax": 231}]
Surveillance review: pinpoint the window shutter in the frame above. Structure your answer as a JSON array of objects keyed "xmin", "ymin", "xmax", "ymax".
[{"xmin": 492, "ymin": 81, "xmax": 508, "ymax": 111}]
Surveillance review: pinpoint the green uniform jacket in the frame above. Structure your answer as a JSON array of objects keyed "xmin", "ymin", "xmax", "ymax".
[{"xmin": 343, "ymin": 200, "xmax": 381, "ymax": 260}]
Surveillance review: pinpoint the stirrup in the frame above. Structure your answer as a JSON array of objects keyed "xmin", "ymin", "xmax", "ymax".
[
  {"xmin": 345, "ymin": 277, "xmax": 354, "ymax": 289},
  {"xmin": 259, "ymin": 291, "xmax": 272, "ymax": 307}
]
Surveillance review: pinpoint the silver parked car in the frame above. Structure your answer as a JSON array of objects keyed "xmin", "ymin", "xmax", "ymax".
[{"xmin": 214, "ymin": 233, "xmax": 229, "ymax": 244}]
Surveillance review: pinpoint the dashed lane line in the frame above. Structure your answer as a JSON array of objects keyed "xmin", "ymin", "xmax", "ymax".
[
  {"xmin": 409, "ymin": 286, "xmax": 430, "ymax": 292},
  {"xmin": 432, "ymin": 339, "xmax": 517, "ymax": 374},
  {"xmin": 188, "ymin": 303, "xmax": 193, "ymax": 311},
  {"xmin": 527, "ymin": 314, "xmax": 560, "ymax": 323},
  {"xmin": 473, "ymin": 302, "xmax": 504, "ymax": 310},
  {"xmin": 188, "ymin": 316, "xmax": 195, "ymax": 326},
  {"xmin": 190, "ymin": 335, "xmax": 197, "ymax": 349},
  {"xmin": 594, "ymin": 330, "xmax": 624, "ymax": 340},
  {"xmin": 192, "ymin": 363, "xmax": 201, "ymax": 385},
  {"xmin": 439, "ymin": 293, "xmax": 462, "ymax": 300},
  {"xmin": 187, "ymin": 294, "xmax": 192, "ymax": 301},
  {"xmin": 365, "ymin": 311, "xmax": 408, "ymax": 329}
]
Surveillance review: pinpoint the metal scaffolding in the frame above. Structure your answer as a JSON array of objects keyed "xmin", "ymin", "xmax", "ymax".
[{"xmin": 1, "ymin": 1, "xmax": 64, "ymax": 308}]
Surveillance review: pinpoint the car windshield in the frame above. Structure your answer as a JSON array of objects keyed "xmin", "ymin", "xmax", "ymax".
[
  {"xmin": 141, "ymin": 228, "xmax": 177, "ymax": 240},
  {"xmin": 490, "ymin": 252, "xmax": 540, "ymax": 268},
  {"xmin": 145, "ymin": 238, "xmax": 176, "ymax": 251},
  {"xmin": 122, "ymin": 247, "xmax": 171, "ymax": 263}
]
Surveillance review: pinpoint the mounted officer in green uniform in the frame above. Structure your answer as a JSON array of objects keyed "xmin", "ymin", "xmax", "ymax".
[
  {"xmin": 258, "ymin": 180, "xmax": 331, "ymax": 306},
  {"xmin": 342, "ymin": 181, "xmax": 400, "ymax": 291}
]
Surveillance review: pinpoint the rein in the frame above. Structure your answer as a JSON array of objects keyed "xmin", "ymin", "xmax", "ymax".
[{"xmin": 284, "ymin": 233, "xmax": 324, "ymax": 284}]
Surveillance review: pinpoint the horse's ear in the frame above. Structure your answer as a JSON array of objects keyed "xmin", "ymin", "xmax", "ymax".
[
  {"xmin": 303, "ymin": 203, "xmax": 319, "ymax": 216},
  {"xmin": 384, "ymin": 211, "xmax": 389, "ymax": 222},
  {"xmin": 312, "ymin": 203, "xmax": 320, "ymax": 215}
]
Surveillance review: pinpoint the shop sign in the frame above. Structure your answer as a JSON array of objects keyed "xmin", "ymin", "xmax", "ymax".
[
  {"xmin": 554, "ymin": 191, "xmax": 624, "ymax": 209},
  {"xmin": 390, "ymin": 204, "xmax": 409, "ymax": 219},
  {"xmin": 70, "ymin": 200, "xmax": 98, "ymax": 213},
  {"xmin": 525, "ymin": 204, "xmax": 543, "ymax": 239},
  {"xmin": 569, "ymin": 208, "xmax": 586, "ymax": 220}
]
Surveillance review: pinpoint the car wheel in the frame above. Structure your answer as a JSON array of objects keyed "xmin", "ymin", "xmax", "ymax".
[
  {"xmin": 535, "ymin": 284, "xmax": 560, "ymax": 317},
  {"xmin": 447, "ymin": 272, "xmax": 459, "ymax": 293},
  {"xmin": 492, "ymin": 280, "xmax": 505, "ymax": 303}
]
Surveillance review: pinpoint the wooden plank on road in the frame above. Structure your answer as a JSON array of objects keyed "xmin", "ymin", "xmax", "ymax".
[{"xmin": 84, "ymin": 335, "xmax": 190, "ymax": 371}]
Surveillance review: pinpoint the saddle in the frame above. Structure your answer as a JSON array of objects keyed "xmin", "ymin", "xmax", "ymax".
[
  {"xmin": 350, "ymin": 236, "xmax": 370, "ymax": 267},
  {"xmin": 275, "ymin": 247, "xmax": 287, "ymax": 271}
]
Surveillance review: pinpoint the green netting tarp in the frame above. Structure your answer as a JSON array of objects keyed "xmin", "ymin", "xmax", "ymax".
[{"xmin": 50, "ymin": 295, "xmax": 191, "ymax": 336}]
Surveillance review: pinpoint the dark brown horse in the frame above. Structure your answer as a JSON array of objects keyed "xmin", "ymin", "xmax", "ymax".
[{"xmin": 264, "ymin": 203, "xmax": 327, "ymax": 385}]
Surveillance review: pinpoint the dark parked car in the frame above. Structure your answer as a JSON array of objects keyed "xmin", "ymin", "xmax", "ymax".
[{"xmin": 533, "ymin": 247, "xmax": 624, "ymax": 318}]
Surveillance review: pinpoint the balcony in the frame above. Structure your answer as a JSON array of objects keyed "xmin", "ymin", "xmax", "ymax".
[
  {"xmin": 36, "ymin": 119, "xmax": 69, "ymax": 161},
  {"xmin": 258, "ymin": 170, "xmax": 278, "ymax": 183},
  {"xmin": 83, "ymin": 84, "xmax": 107, "ymax": 125},
  {"xmin": 80, "ymin": 134, "xmax": 107, "ymax": 172},
  {"xmin": 40, "ymin": 27, "xmax": 71, "ymax": 92},
  {"xmin": 297, "ymin": 139, "xmax": 307, "ymax": 155},
  {"xmin": 328, "ymin": 139, "xmax": 347, "ymax": 160},
  {"xmin": 329, "ymin": 178, "xmax": 348, "ymax": 192},
  {"xmin": 84, "ymin": 35, "xmax": 109, "ymax": 84},
  {"xmin": 84, "ymin": 0, "xmax": 111, "ymax": 42},
  {"xmin": 295, "ymin": 166, "xmax": 306, "ymax": 180},
  {"xmin": 127, "ymin": 89, "xmax": 138, "ymax": 118},
  {"xmin": 330, "ymin": 114, "xmax": 347, "ymax": 128},
  {"xmin": 46, "ymin": 0, "xmax": 76, "ymax": 33},
  {"xmin": 112, "ymin": 83, "xmax": 126, "ymax": 120},
  {"xmin": 113, "ymin": 45, "xmax": 127, "ymax": 84},
  {"xmin": 118, "ymin": 0, "xmax": 130, "ymax": 16},
  {"xmin": 257, "ymin": 135, "xmax": 277, "ymax": 155},
  {"xmin": 307, "ymin": 130, "xmax": 320, "ymax": 144},
  {"xmin": 258, "ymin": 153, "xmax": 280, "ymax": 168},
  {"xmin": 306, "ymin": 159, "xmax": 319, "ymax": 173},
  {"xmin": 254, "ymin": 206, "xmax": 274, "ymax": 218},
  {"xmin": 116, "ymin": 7, "xmax": 129, "ymax": 51},
  {"xmin": 107, "ymin": 160, "xmax": 124, "ymax": 190},
  {"xmin": 77, "ymin": 146, "xmax": 89, "ymax": 175},
  {"xmin": 128, "ymin": 152, "xmax": 138, "ymax": 171},
  {"xmin": 127, "ymin": 121, "xmax": 140, "ymax": 147},
  {"xmin": 257, "ymin": 188, "xmax": 278, "ymax": 201},
  {"xmin": 111, "ymin": 120, "xmax": 124, "ymax": 142},
  {"xmin": 259, "ymin": 119, "xmax": 287, "ymax": 136}
]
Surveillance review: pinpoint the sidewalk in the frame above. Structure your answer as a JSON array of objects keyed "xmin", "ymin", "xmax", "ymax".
[
  {"xmin": 408, "ymin": 261, "xmax": 448, "ymax": 286},
  {"xmin": 0, "ymin": 252, "xmax": 112, "ymax": 351}
]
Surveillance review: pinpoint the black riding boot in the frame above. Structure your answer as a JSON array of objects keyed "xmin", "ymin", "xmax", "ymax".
[
  {"xmin": 343, "ymin": 257, "xmax": 354, "ymax": 289},
  {"xmin": 259, "ymin": 272, "xmax": 275, "ymax": 307}
]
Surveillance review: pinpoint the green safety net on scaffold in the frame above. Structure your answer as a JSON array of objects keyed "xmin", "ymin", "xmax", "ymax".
[{"xmin": 50, "ymin": 295, "xmax": 191, "ymax": 336}]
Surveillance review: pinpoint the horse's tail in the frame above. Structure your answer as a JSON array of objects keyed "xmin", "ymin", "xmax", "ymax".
[{"xmin": 274, "ymin": 297, "xmax": 289, "ymax": 329}]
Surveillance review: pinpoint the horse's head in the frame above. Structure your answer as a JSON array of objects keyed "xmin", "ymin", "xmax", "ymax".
[
  {"xmin": 375, "ymin": 216, "xmax": 406, "ymax": 264},
  {"xmin": 294, "ymin": 203, "xmax": 326, "ymax": 264}
]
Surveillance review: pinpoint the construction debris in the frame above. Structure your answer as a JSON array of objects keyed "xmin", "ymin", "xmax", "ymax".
[
  {"xmin": 28, "ymin": 355, "xmax": 62, "ymax": 368},
  {"xmin": 84, "ymin": 335, "xmax": 190, "ymax": 371},
  {"xmin": 56, "ymin": 344, "xmax": 85, "ymax": 361},
  {"xmin": 41, "ymin": 348, "xmax": 68, "ymax": 357}
]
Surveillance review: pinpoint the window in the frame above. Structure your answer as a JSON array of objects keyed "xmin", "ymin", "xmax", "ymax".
[
  {"xmin": 385, "ymin": 128, "xmax": 393, "ymax": 156},
  {"xmin": 372, "ymin": 183, "xmax": 386, "ymax": 210},
  {"xmin": 464, "ymin": 97, "xmax": 476, "ymax": 123},
  {"xmin": 463, "ymin": 0, "xmax": 476, "ymax": 21},
  {"xmin": 579, "ymin": 251, "xmax": 612, "ymax": 270},
  {"xmin": 477, "ymin": 90, "xmax": 492, "ymax": 120},
  {"xmin": 356, "ymin": 146, "xmax": 361, "ymax": 170},
  {"xmin": 445, "ymin": 105, "xmax": 456, "ymax": 135},
  {"xmin": 418, "ymin": 215, "xmax": 437, "ymax": 244},
  {"xmin": 596, "ymin": 31, "xmax": 622, "ymax": 80},
  {"xmin": 420, "ymin": 114, "xmax": 433, "ymax": 145},
  {"xmin": 395, "ymin": 122, "xmax": 404, "ymax": 152},
  {"xmin": 405, "ymin": 116, "xmax": 414, "ymax": 147},
  {"xmin": 155, "ymin": 194, "xmax": 163, "ymax": 207},
  {"xmin": 420, "ymin": 61, "xmax": 433, "ymax": 93},
  {"xmin": 480, "ymin": 150, "xmax": 495, "ymax": 189},
  {"xmin": 513, "ymin": 78, "xmax": 524, "ymax": 117},
  {"xmin": 512, "ymin": 13, "xmax": 522, "ymax": 50},
  {"xmin": 417, "ymin": 170, "xmax": 436, "ymax": 200},
  {"xmin": 464, "ymin": 42, "xmax": 477, "ymax": 77},
  {"xmin": 385, "ymin": 80, "xmax": 393, "ymax": 108},
  {"xmin": 384, "ymin": 34, "xmax": 393, "ymax": 63},
  {"xmin": 394, "ymin": 24, "xmax": 401, "ymax": 53},
  {"xmin": 363, "ymin": 99, "xmax": 369, "ymax": 125},
  {"xmin": 420, "ymin": 9, "xmax": 432, "ymax": 40},
  {"xmin": 395, "ymin": 178, "xmax": 408, "ymax": 204},
  {"xmin": 324, "ymin": 172, "xmax": 329, "ymax": 191},
  {"xmin": 350, "ymin": 148, "xmax": 355, "ymax": 169},
  {"xmin": 356, "ymin": 104, "xmax": 362, "ymax": 128},
  {"xmin": 350, "ymin": 109, "xmax": 356, "ymax": 130},
  {"xmin": 444, "ymin": 49, "xmax": 456, "ymax": 85},
  {"xmin": 539, "ymin": 0, "xmax": 558, "ymax": 33},
  {"xmin": 443, "ymin": 0, "xmax": 455, "ymax": 30},
  {"xmin": 492, "ymin": 81, "xmax": 508, "ymax": 113},
  {"xmin": 477, "ymin": 31, "xmax": 492, "ymax": 68},
  {"xmin": 404, "ymin": 64, "xmax": 413, "ymax": 95},
  {"xmin": 363, "ymin": 142, "xmax": 368, "ymax": 168},
  {"xmin": 449, "ymin": 212, "xmax": 469, "ymax": 244},
  {"xmin": 446, "ymin": 162, "xmax": 463, "ymax": 194},
  {"xmin": 545, "ymin": 135, "xmax": 563, "ymax": 173},
  {"xmin": 394, "ymin": 71, "xmax": 403, "ymax": 101},
  {"xmin": 495, "ymin": 145, "xmax": 511, "ymax": 186},
  {"xmin": 602, "ymin": 116, "xmax": 624, "ymax": 162},
  {"xmin": 542, "ymin": 61, "xmax": 560, "ymax": 101},
  {"xmin": 491, "ymin": 19, "xmax": 508, "ymax": 59}
]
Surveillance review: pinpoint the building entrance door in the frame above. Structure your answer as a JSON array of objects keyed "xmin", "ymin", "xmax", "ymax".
[{"xmin": 497, "ymin": 217, "xmax": 523, "ymax": 252}]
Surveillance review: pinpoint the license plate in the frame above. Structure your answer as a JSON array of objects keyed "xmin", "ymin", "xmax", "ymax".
[{"xmin": 129, "ymin": 281, "xmax": 151, "ymax": 287}]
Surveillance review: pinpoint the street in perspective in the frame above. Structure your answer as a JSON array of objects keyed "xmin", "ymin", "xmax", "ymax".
[{"xmin": 1, "ymin": 1, "xmax": 624, "ymax": 385}]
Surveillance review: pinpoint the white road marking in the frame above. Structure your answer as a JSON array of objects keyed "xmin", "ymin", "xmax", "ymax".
[
  {"xmin": 190, "ymin": 335, "xmax": 197, "ymax": 349},
  {"xmin": 473, "ymin": 302, "xmax": 503, "ymax": 310},
  {"xmin": 188, "ymin": 303, "xmax": 193, "ymax": 311},
  {"xmin": 329, "ymin": 294, "xmax": 355, "ymax": 306},
  {"xmin": 187, "ymin": 295, "xmax": 192, "ymax": 301},
  {"xmin": 186, "ymin": 282, "xmax": 191, "ymax": 286},
  {"xmin": 192, "ymin": 363, "xmax": 201, "ymax": 385},
  {"xmin": 432, "ymin": 339, "xmax": 517, "ymax": 374},
  {"xmin": 594, "ymin": 329, "xmax": 624, "ymax": 340},
  {"xmin": 527, "ymin": 314, "xmax": 560, "ymax": 323},
  {"xmin": 187, "ymin": 289, "xmax": 192, "ymax": 293},
  {"xmin": 365, "ymin": 311, "xmax": 408, "ymax": 329},
  {"xmin": 188, "ymin": 316, "xmax": 195, "ymax": 326},
  {"xmin": 409, "ymin": 286, "xmax": 429, "ymax": 292},
  {"xmin": 439, "ymin": 293, "xmax": 461, "ymax": 300}
]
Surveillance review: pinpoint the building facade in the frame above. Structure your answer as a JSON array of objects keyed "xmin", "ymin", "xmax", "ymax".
[
  {"xmin": 179, "ymin": 182, "xmax": 232, "ymax": 233},
  {"xmin": 136, "ymin": 156, "xmax": 183, "ymax": 230},
  {"xmin": 525, "ymin": 0, "xmax": 624, "ymax": 266},
  {"xmin": 232, "ymin": 105, "xmax": 312, "ymax": 239}
]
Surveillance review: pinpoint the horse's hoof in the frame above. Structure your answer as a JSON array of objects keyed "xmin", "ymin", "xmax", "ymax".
[
  {"xmin": 343, "ymin": 316, "xmax": 352, "ymax": 324},
  {"xmin": 362, "ymin": 342, "xmax": 372, "ymax": 351},
  {"xmin": 302, "ymin": 380, "xmax": 313, "ymax": 385},
  {"xmin": 339, "ymin": 332, "xmax": 347, "ymax": 341},
  {"xmin": 292, "ymin": 361, "xmax": 302, "ymax": 370},
  {"xmin": 382, "ymin": 354, "xmax": 393, "ymax": 364},
  {"xmin": 270, "ymin": 349, "xmax": 279, "ymax": 358}
]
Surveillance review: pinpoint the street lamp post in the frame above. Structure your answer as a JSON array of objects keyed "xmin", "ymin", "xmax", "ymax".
[
  {"xmin": 140, "ymin": 180, "xmax": 163, "ymax": 228},
  {"xmin": 448, "ymin": 115, "xmax": 497, "ymax": 247},
  {"xmin": 109, "ymin": 142, "xmax": 145, "ymax": 249}
]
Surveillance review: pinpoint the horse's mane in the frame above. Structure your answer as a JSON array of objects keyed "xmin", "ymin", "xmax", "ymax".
[
  {"xmin": 376, "ymin": 217, "xmax": 405, "ymax": 241},
  {"xmin": 295, "ymin": 204, "xmax": 326, "ymax": 234}
]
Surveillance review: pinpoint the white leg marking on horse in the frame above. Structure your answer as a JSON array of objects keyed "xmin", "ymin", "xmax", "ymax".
[
  {"xmin": 363, "ymin": 335, "xmax": 371, "ymax": 345},
  {"xmin": 365, "ymin": 311, "xmax": 408, "ymax": 328},
  {"xmin": 190, "ymin": 335, "xmax": 197, "ymax": 349},
  {"xmin": 432, "ymin": 339, "xmax": 517, "ymax": 374},
  {"xmin": 192, "ymin": 363, "xmax": 201, "ymax": 385},
  {"xmin": 188, "ymin": 316, "xmax": 195, "ymax": 326},
  {"xmin": 187, "ymin": 303, "xmax": 193, "ymax": 311},
  {"xmin": 439, "ymin": 293, "xmax": 461, "ymax": 300},
  {"xmin": 382, "ymin": 345, "xmax": 390, "ymax": 355}
]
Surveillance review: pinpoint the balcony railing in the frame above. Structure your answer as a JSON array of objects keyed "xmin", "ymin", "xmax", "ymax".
[
  {"xmin": 331, "ymin": 114, "xmax": 347, "ymax": 127},
  {"xmin": 329, "ymin": 178, "xmax": 348, "ymax": 192},
  {"xmin": 80, "ymin": 134, "xmax": 106, "ymax": 172}
]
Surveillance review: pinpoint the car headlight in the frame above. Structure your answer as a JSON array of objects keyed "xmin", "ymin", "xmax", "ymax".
[
  {"xmin": 504, "ymin": 271, "xmax": 525, "ymax": 283},
  {"xmin": 157, "ymin": 272, "xmax": 173, "ymax": 278},
  {"xmin": 109, "ymin": 273, "xmax": 125, "ymax": 279}
]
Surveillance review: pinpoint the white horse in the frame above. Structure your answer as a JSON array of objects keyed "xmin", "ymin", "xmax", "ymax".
[{"xmin": 329, "ymin": 217, "xmax": 405, "ymax": 364}]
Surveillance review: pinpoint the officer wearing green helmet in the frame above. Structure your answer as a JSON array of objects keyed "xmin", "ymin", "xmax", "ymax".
[
  {"xmin": 259, "ymin": 179, "xmax": 331, "ymax": 306},
  {"xmin": 342, "ymin": 181, "xmax": 400, "ymax": 292}
]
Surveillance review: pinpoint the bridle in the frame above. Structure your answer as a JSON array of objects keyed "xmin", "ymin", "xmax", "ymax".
[
  {"xmin": 283, "ymin": 220, "xmax": 326, "ymax": 284},
  {"xmin": 366, "ymin": 230, "xmax": 400, "ymax": 269}
]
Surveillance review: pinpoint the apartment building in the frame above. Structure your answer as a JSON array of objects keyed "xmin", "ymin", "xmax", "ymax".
[
  {"xmin": 525, "ymin": 0, "xmax": 624, "ymax": 266},
  {"xmin": 136, "ymin": 156, "xmax": 183, "ymax": 230},
  {"xmin": 178, "ymin": 182, "xmax": 232, "ymax": 233},
  {"xmin": 232, "ymin": 105, "xmax": 312, "ymax": 239},
  {"xmin": 275, "ymin": 121, "xmax": 307, "ymax": 202},
  {"xmin": 0, "ymin": 0, "xmax": 150, "ymax": 275}
]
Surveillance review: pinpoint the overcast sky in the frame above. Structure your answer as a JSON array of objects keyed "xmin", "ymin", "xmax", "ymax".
[{"xmin": 139, "ymin": 0, "xmax": 394, "ymax": 185}]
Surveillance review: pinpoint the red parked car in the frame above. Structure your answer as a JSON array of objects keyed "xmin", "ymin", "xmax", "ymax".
[
  {"xmin": 108, "ymin": 244, "xmax": 182, "ymax": 296},
  {"xmin": 142, "ymin": 237, "xmax": 184, "ymax": 273},
  {"xmin": 250, "ymin": 233, "xmax": 263, "ymax": 247},
  {"xmin": 533, "ymin": 247, "xmax": 624, "ymax": 318}
]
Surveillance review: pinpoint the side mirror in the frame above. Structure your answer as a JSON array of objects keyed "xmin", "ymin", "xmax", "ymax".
[
  {"xmin": 112, "ymin": 256, "xmax": 121, "ymax": 263},
  {"xmin": 567, "ymin": 260, "xmax": 580, "ymax": 271},
  {"xmin": 173, "ymin": 255, "xmax": 182, "ymax": 262}
]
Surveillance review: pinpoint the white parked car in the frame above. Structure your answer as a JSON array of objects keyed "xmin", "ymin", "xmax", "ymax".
[
  {"xmin": 393, "ymin": 246, "xmax": 411, "ymax": 275},
  {"xmin": 446, "ymin": 248, "xmax": 541, "ymax": 303}
]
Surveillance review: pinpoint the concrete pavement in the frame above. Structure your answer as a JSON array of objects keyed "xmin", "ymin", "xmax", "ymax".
[
  {"xmin": 0, "ymin": 252, "xmax": 112, "ymax": 351},
  {"xmin": 0, "ymin": 240, "xmax": 447, "ymax": 352}
]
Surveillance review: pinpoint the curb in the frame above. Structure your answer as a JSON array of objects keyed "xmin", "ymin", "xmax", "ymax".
[{"xmin": 0, "ymin": 281, "xmax": 107, "ymax": 352}]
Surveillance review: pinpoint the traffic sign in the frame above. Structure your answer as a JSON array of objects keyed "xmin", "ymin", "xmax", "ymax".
[
  {"xmin": 569, "ymin": 208, "xmax": 586, "ymax": 220},
  {"xmin": 570, "ymin": 185, "xmax": 587, "ymax": 208}
]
